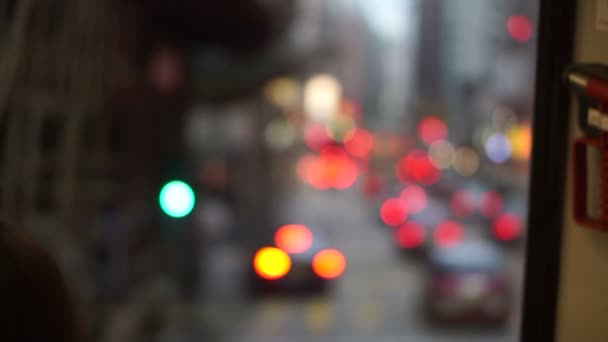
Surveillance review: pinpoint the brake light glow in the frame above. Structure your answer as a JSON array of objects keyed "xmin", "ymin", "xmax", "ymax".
[
  {"xmin": 400, "ymin": 185, "xmax": 428, "ymax": 214},
  {"xmin": 253, "ymin": 247, "xmax": 291, "ymax": 280},
  {"xmin": 306, "ymin": 148, "xmax": 358, "ymax": 190},
  {"xmin": 274, "ymin": 224, "xmax": 313, "ymax": 254},
  {"xmin": 312, "ymin": 249, "xmax": 346, "ymax": 279},
  {"xmin": 395, "ymin": 222, "xmax": 426, "ymax": 249},
  {"xmin": 380, "ymin": 198, "xmax": 409, "ymax": 227},
  {"xmin": 492, "ymin": 213, "xmax": 523, "ymax": 241},
  {"xmin": 434, "ymin": 221, "xmax": 463, "ymax": 248},
  {"xmin": 395, "ymin": 150, "xmax": 441, "ymax": 185}
]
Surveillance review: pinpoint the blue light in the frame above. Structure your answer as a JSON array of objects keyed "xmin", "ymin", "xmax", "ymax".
[{"xmin": 485, "ymin": 133, "xmax": 512, "ymax": 164}]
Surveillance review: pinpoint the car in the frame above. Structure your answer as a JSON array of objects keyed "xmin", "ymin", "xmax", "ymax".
[
  {"xmin": 393, "ymin": 195, "xmax": 451, "ymax": 256},
  {"xmin": 247, "ymin": 224, "xmax": 346, "ymax": 294},
  {"xmin": 424, "ymin": 239, "xmax": 512, "ymax": 327}
]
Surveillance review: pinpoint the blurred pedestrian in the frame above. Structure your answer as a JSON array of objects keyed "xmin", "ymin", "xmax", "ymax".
[{"xmin": 0, "ymin": 222, "xmax": 84, "ymax": 341}]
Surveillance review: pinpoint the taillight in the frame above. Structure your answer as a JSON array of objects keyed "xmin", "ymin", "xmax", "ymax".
[
  {"xmin": 400, "ymin": 185, "xmax": 428, "ymax": 214},
  {"xmin": 312, "ymin": 249, "xmax": 346, "ymax": 280},
  {"xmin": 434, "ymin": 221, "xmax": 464, "ymax": 248},
  {"xmin": 492, "ymin": 213, "xmax": 523, "ymax": 241},
  {"xmin": 395, "ymin": 222, "xmax": 426, "ymax": 249},
  {"xmin": 451, "ymin": 190, "xmax": 476, "ymax": 218},
  {"xmin": 274, "ymin": 224, "xmax": 313, "ymax": 254},
  {"xmin": 253, "ymin": 247, "xmax": 291, "ymax": 280},
  {"xmin": 380, "ymin": 198, "xmax": 409, "ymax": 227}
]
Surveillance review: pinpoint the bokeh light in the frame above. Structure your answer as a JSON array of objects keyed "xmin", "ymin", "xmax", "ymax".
[
  {"xmin": 507, "ymin": 15, "xmax": 533, "ymax": 42},
  {"xmin": 264, "ymin": 77, "xmax": 300, "ymax": 109},
  {"xmin": 400, "ymin": 185, "xmax": 428, "ymax": 214},
  {"xmin": 453, "ymin": 147, "xmax": 480, "ymax": 177},
  {"xmin": 418, "ymin": 116, "xmax": 448, "ymax": 145},
  {"xmin": 451, "ymin": 190, "xmax": 477, "ymax": 218},
  {"xmin": 380, "ymin": 198, "xmax": 409, "ymax": 227},
  {"xmin": 492, "ymin": 213, "xmax": 523, "ymax": 241},
  {"xmin": 485, "ymin": 133, "xmax": 512, "ymax": 163},
  {"xmin": 508, "ymin": 124, "xmax": 532, "ymax": 161},
  {"xmin": 313, "ymin": 249, "xmax": 346, "ymax": 280},
  {"xmin": 159, "ymin": 181, "xmax": 196, "ymax": 218},
  {"xmin": 480, "ymin": 191, "xmax": 505, "ymax": 218},
  {"xmin": 274, "ymin": 224, "xmax": 313, "ymax": 254},
  {"xmin": 344, "ymin": 128, "xmax": 374, "ymax": 158},
  {"xmin": 253, "ymin": 247, "xmax": 292, "ymax": 280},
  {"xmin": 428, "ymin": 140, "xmax": 456, "ymax": 169},
  {"xmin": 396, "ymin": 149, "xmax": 441, "ymax": 185},
  {"xmin": 434, "ymin": 221, "xmax": 464, "ymax": 248},
  {"xmin": 306, "ymin": 148, "xmax": 358, "ymax": 190},
  {"xmin": 304, "ymin": 123, "xmax": 332, "ymax": 151},
  {"xmin": 306, "ymin": 156, "xmax": 333, "ymax": 190},
  {"xmin": 264, "ymin": 119, "xmax": 296, "ymax": 151},
  {"xmin": 304, "ymin": 74, "xmax": 342, "ymax": 123},
  {"xmin": 395, "ymin": 222, "xmax": 426, "ymax": 249}
]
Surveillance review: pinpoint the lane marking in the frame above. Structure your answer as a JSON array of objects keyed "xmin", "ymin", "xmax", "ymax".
[
  {"xmin": 252, "ymin": 299, "xmax": 290, "ymax": 336},
  {"xmin": 354, "ymin": 298, "xmax": 382, "ymax": 334},
  {"xmin": 306, "ymin": 297, "xmax": 335, "ymax": 334}
]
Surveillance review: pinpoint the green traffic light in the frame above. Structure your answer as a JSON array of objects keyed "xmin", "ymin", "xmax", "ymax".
[{"xmin": 159, "ymin": 180, "xmax": 195, "ymax": 218}]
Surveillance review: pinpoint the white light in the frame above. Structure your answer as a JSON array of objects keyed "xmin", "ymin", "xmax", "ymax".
[{"xmin": 304, "ymin": 74, "xmax": 342, "ymax": 123}]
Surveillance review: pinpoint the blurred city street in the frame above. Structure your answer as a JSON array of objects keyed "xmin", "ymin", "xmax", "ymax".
[
  {"xmin": 0, "ymin": 1, "xmax": 536, "ymax": 341},
  {"xmin": 200, "ymin": 181, "xmax": 522, "ymax": 342}
]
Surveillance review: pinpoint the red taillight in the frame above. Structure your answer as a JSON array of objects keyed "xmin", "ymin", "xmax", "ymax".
[
  {"xmin": 312, "ymin": 249, "xmax": 346, "ymax": 279},
  {"xmin": 434, "ymin": 221, "xmax": 464, "ymax": 248},
  {"xmin": 400, "ymin": 185, "xmax": 428, "ymax": 214},
  {"xmin": 451, "ymin": 190, "xmax": 476, "ymax": 218},
  {"xmin": 395, "ymin": 222, "xmax": 426, "ymax": 249},
  {"xmin": 274, "ymin": 224, "xmax": 313, "ymax": 254},
  {"xmin": 395, "ymin": 150, "xmax": 441, "ymax": 185},
  {"xmin": 507, "ymin": 15, "xmax": 533, "ymax": 43},
  {"xmin": 253, "ymin": 247, "xmax": 291, "ymax": 280},
  {"xmin": 492, "ymin": 213, "xmax": 523, "ymax": 241},
  {"xmin": 305, "ymin": 149, "xmax": 358, "ymax": 190},
  {"xmin": 380, "ymin": 198, "xmax": 409, "ymax": 227}
]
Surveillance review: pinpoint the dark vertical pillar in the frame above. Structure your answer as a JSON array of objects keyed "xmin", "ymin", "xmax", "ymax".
[{"xmin": 416, "ymin": 0, "xmax": 443, "ymax": 103}]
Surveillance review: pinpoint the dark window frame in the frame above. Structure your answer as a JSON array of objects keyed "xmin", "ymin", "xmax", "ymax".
[{"xmin": 520, "ymin": 0, "xmax": 576, "ymax": 341}]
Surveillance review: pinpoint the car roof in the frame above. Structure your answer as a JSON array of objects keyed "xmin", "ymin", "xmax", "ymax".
[{"xmin": 430, "ymin": 239, "xmax": 505, "ymax": 272}]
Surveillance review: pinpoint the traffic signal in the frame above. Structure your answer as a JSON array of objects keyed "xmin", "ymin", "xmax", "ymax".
[{"xmin": 159, "ymin": 180, "xmax": 195, "ymax": 218}]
